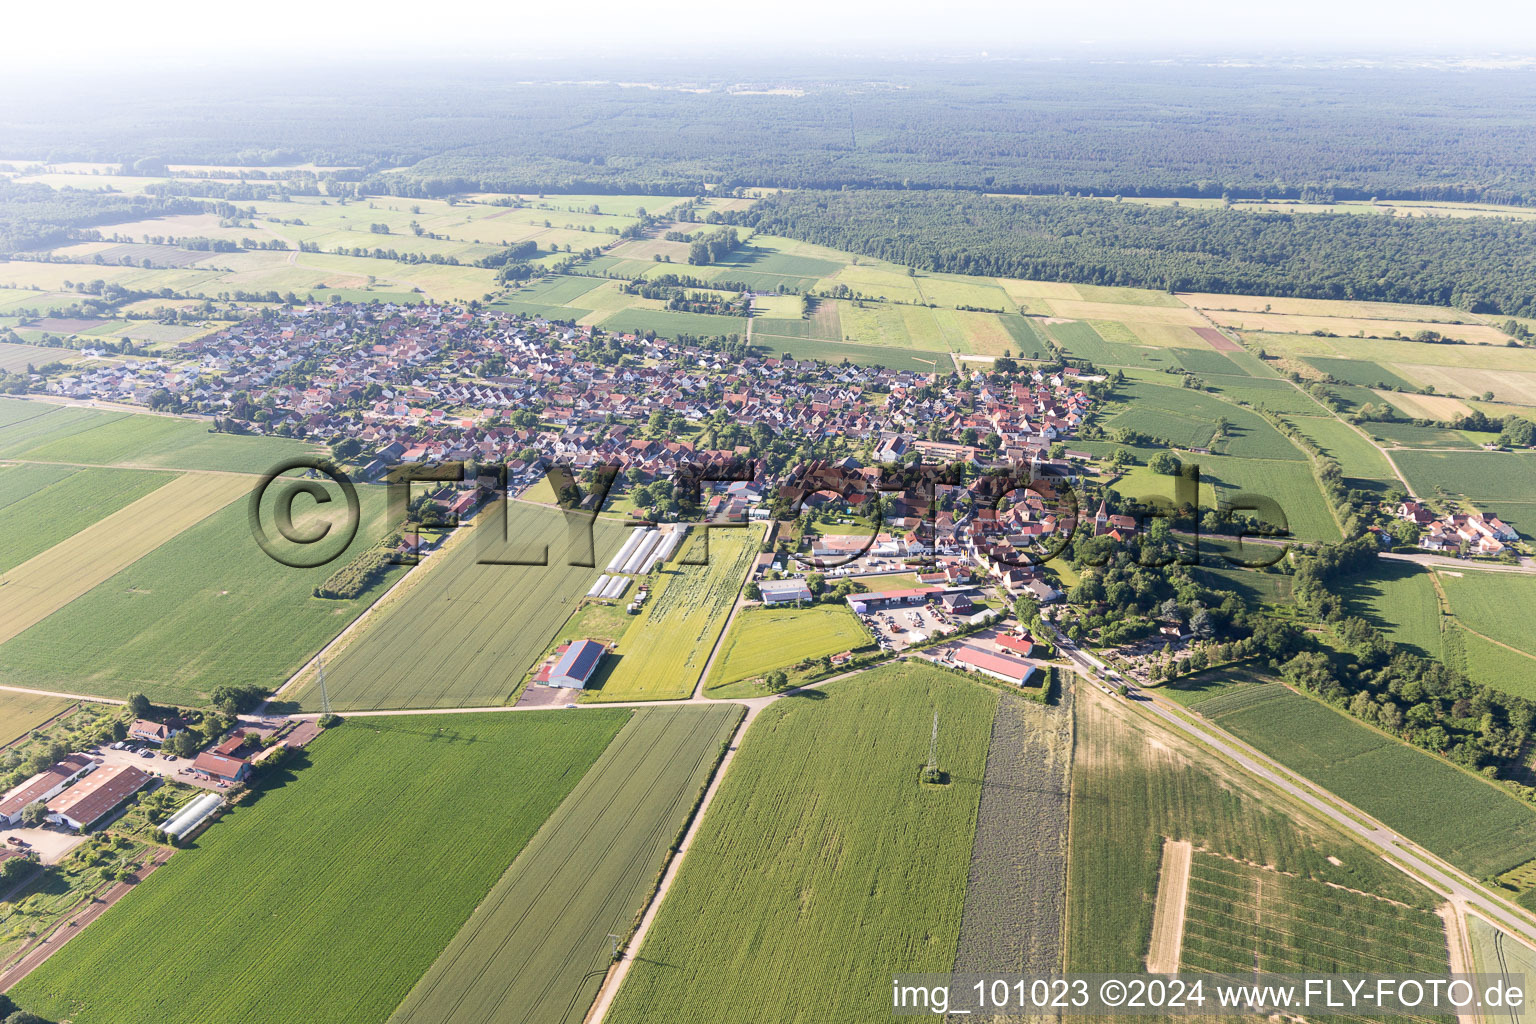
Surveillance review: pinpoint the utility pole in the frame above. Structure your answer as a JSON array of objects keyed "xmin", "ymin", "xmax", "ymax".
[
  {"xmin": 927, "ymin": 710, "xmax": 938, "ymax": 773},
  {"xmin": 608, "ymin": 933, "xmax": 622, "ymax": 962},
  {"xmin": 318, "ymin": 658, "xmax": 332, "ymax": 717}
]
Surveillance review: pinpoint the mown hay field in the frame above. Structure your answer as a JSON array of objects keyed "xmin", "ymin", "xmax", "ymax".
[
  {"xmin": 1204, "ymin": 684, "xmax": 1536, "ymax": 878},
  {"xmin": 0, "ymin": 464, "xmax": 174, "ymax": 572},
  {"xmin": 0, "ymin": 471, "xmax": 251, "ymax": 646},
  {"xmin": 389, "ymin": 704, "xmax": 741, "ymax": 1024},
  {"xmin": 310, "ymin": 502, "xmax": 626, "ymax": 711},
  {"xmin": 607, "ymin": 663, "xmax": 996, "ymax": 1024},
  {"xmin": 587, "ymin": 526, "xmax": 760, "ymax": 702},
  {"xmin": 705, "ymin": 603, "xmax": 871, "ymax": 695},
  {"xmin": 12, "ymin": 711, "xmax": 631, "ymax": 1024},
  {"xmin": 0, "ymin": 480, "xmax": 402, "ymax": 706},
  {"xmin": 1208, "ymin": 309, "xmax": 1512, "ymax": 345}
]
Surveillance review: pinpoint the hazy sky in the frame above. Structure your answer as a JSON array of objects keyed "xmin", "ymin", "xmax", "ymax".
[{"xmin": 15, "ymin": 0, "xmax": 1536, "ymax": 71}]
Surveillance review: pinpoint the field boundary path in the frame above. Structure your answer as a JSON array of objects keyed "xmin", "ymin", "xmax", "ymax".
[
  {"xmin": 0, "ymin": 845, "xmax": 173, "ymax": 991},
  {"xmin": 1145, "ymin": 839, "xmax": 1193, "ymax": 973}
]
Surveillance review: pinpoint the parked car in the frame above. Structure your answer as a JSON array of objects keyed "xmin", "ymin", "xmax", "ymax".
[{"xmin": 139, "ymin": 750, "xmax": 155, "ymax": 759}]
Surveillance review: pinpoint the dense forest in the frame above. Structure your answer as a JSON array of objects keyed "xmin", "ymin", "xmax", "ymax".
[
  {"xmin": 7, "ymin": 60, "xmax": 1536, "ymax": 203},
  {"xmin": 0, "ymin": 182, "xmax": 201, "ymax": 253},
  {"xmin": 737, "ymin": 190, "xmax": 1536, "ymax": 316}
]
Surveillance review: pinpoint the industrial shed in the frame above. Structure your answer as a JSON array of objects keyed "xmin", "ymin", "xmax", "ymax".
[
  {"xmin": 47, "ymin": 764, "xmax": 152, "ymax": 831},
  {"xmin": 547, "ymin": 639, "xmax": 606, "ymax": 688},
  {"xmin": 0, "ymin": 754, "xmax": 95, "ymax": 826},
  {"xmin": 757, "ymin": 579, "xmax": 812, "ymax": 605}
]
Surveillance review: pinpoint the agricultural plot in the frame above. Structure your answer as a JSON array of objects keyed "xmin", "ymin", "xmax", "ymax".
[
  {"xmin": 1156, "ymin": 668, "xmax": 1278, "ymax": 709},
  {"xmin": 1180, "ymin": 853, "xmax": 1452, "ymax": 980},
  {"xmin": 1287, "ymin": 415, "xmax": 1399, "ymax": 489},
  {"xmin": 1209, "ymin": 309, "xmax": 1512, "ymax": 345},
  {"xmin": 1365, "ymin": 421, "xmax": 1494, "ymax": 450},
  {"xmin": 1302, "ymin": 356, "xmax": 1418, "ymax": 390},
  {"xmin": 0, "ymin": 341, "xmax": 70, "ymax": 372},
  {"xmin": 952, "ymin": 692, "xmax": 1073, "ymax": 976},
  {"xmin": 1452, "ymin": 626, "xmax": 1536, "ymax": 702},
  {"xmin": 0, "ymin": 479, "xmax": 403, "ymax": 705},
  {"xmin": 0, "ymin": 471, "xmax": 251, "ymax": 648},
  {"xmin": 1048, "ymin": 321, "xmax": 1179, "ymax": 369},
  {"xmin": 752, "ymin": 335, "xmax": 940, "ymax": 372},
  {"xmin": 1046, "ymin": 300, "xmax": 1205, "ymax": 325},
  {"xmin": 1395, "ymin": 450, "xmax": 1536, "ymax": 525},
  {"xmin": 0, "ymin": 464, "xmax": 174, "ymax": 572},
  {"xmin": 1437, "ymin": 571, "xmax": 1536, "ymax": 661},
  {"xmin": 607, "ymin": 663, "xmax": 996, "ymax": 1024},
  {"xmin": 912, "ymin": 271, "xmax": 1013, "ymax": 311},
  {"xmin": 0, "ymin": 399, "xmax": 316, "ymax": 473},
  {"xmin": 705, "ymin": 603, "xmax": 871, "ymax": 697},
  {"xmin": 1373, "ymin": 389, "xmax": 1477, "ymax": 421},
  {"xmin": 1468, "ymin": 916, "xmax": 1536, "ymax": 1024},
  {"xmin": 589, "ymin": 526, "xmax": 760, "ymax": 702},
  {"xmin": 1394, "ymin": 363, "xmax": 1536, "ymax": 407},
  {"xmin": 1197, "ymin": 456, "xmax": 1340, "ymax": 541},
  {"xmin": 0, "ymin": 690, "xmax": 73, "ymax": 746},
  {"xmin": 306, "ymin": 502, "xmax": 627, "ymax": 711},
  {"xmin": 1337, "ymin": 562, "xmax": 1445, "ymax": 660},
  {"xmin": 1203, "ymin": 684, "xmax": 1536, "ymax": 879},
  {"xmin": 995, "ymin": 276, "xmax": 1082, "ymax": 307},
  {"xmin": 388, "ymin": 704, "xmax": 741, "ymax": 1024},
  {"xmin": 1066, "ymin": 687, "xmax": 1439, "ymax": 976},
  {"xmin": 600, "ymin": 308, "xmax": 748, "ymax": 338},
  {"xmin": 1107, "ymin": 380, "xmax": 1306, "ymax": 462},
  {"xmin": 1179, "ymin": 292, "xmax": 1504, "ymax": 324},
  {"xmin": 835, "ymin": 300, "xmax": 950, "ymax": 352},
  {"xmin": 1201, "ymin": 377, "xmax": 1321, "ymax": 417},
  {"xmin": 12, "ymin": 711, "xmax": 630, "ymax": 1024}
]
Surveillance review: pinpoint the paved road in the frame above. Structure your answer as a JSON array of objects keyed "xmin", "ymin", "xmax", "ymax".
[
  {"xmin": 1057, "ymin": 640, "xmax": 1536, "ymax": 950},
  {"xmin": 1382, "ymin": 551, "xmax": 1536, "ymax": 574}
]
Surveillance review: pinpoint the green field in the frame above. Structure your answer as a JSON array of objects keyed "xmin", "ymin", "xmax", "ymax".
[
  {"xmin": 0, "ymin": 464, "xmax": 174, "ymax": 572},
  {"xmin": 1288, "ymin": 415, "xmax": 1399, "ymax": 489},
  {"xmin": 11, "ymin": 711, "xmax": 631, "ymax": 1024},
  {"xmin": 607, "ymin": 663, "xmax": 996, "ymax": 1024},
  {"xmin": 388, "ymin": 704, "xmax": 741, "ymax": 1024},
  {"xmin": 1107, "ymin": 380, "xmax": 1306, "ymax": 462},
  {"xmin": 1181, "ymin": 852, "xmax": 1451, "ymax": 977},
  {"xmin": 309, "ymin": 502, "xmax": 626, "ymax": 711},
  {"xmin": 1303, "ymin": 357, "xmax": 1418, "ymax": 390},
  {"xmin": 1202, "ymin": 684, "xmax": 1536, "ymax": 878},
  {"xmin": 0, "ymin": 398, "xmax": 317, "ymax": 474},
  {"xmin": 587, "ymin": 526, "xmax": 759, "ymax": 702},
  {"xmin": 1452, "ymin": 625, "xmax": 1536, "ymax": 701},
  {"xmin": 600, "ymin": 307, "xmax": 749, "ymax": 338},
  {"xmin": 1066, "ymin": 689, "xmax": 1439, "ymax": 977},
  {"xmin": 0, "ymin": 689, "xmax": 74, "ymax": 746},
  {"xmin": 1395, "ymin": 450, "xmax": 1536, "ymax": 531},
  {"xmin": 0, "ymin": 480, "xmax": 404, "ymax": 706},
  {"xmin": 704, "ymin": 603, "xmax": 871, "ymax": 697},
  {"xmin": 1338, "ymin": 561, "xmax": 1445, "ymax": 660},
  {"xmin": 1438, "ymin": 571, "xmax": 1536, "ymax": 660}
]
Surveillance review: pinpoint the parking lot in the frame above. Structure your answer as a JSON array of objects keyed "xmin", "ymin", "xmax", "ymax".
[
  {"xmin": 92, "ymin": 744, "xmax": 225, "ymax": 791},
  {"xmin": 859, "ymin": 604, "xmax": 952, "ymax": 651}
]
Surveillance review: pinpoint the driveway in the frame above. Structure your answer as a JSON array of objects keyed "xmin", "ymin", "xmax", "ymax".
[{"xmin": 0, "ymin": 826, "xmax": 86, "ymax": 865}]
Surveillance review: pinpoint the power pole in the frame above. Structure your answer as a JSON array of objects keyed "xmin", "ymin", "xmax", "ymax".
[
  {"xmin": 927, "ymin": 710, "xmax": 939, "ymax": 773},
  {"xmin": 607, "ymin": 933, "xmax": 622, "ymax": 962},
  {"xmin": 318, "ymin": 658, "xmax": 332, "ymax": 717}
]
